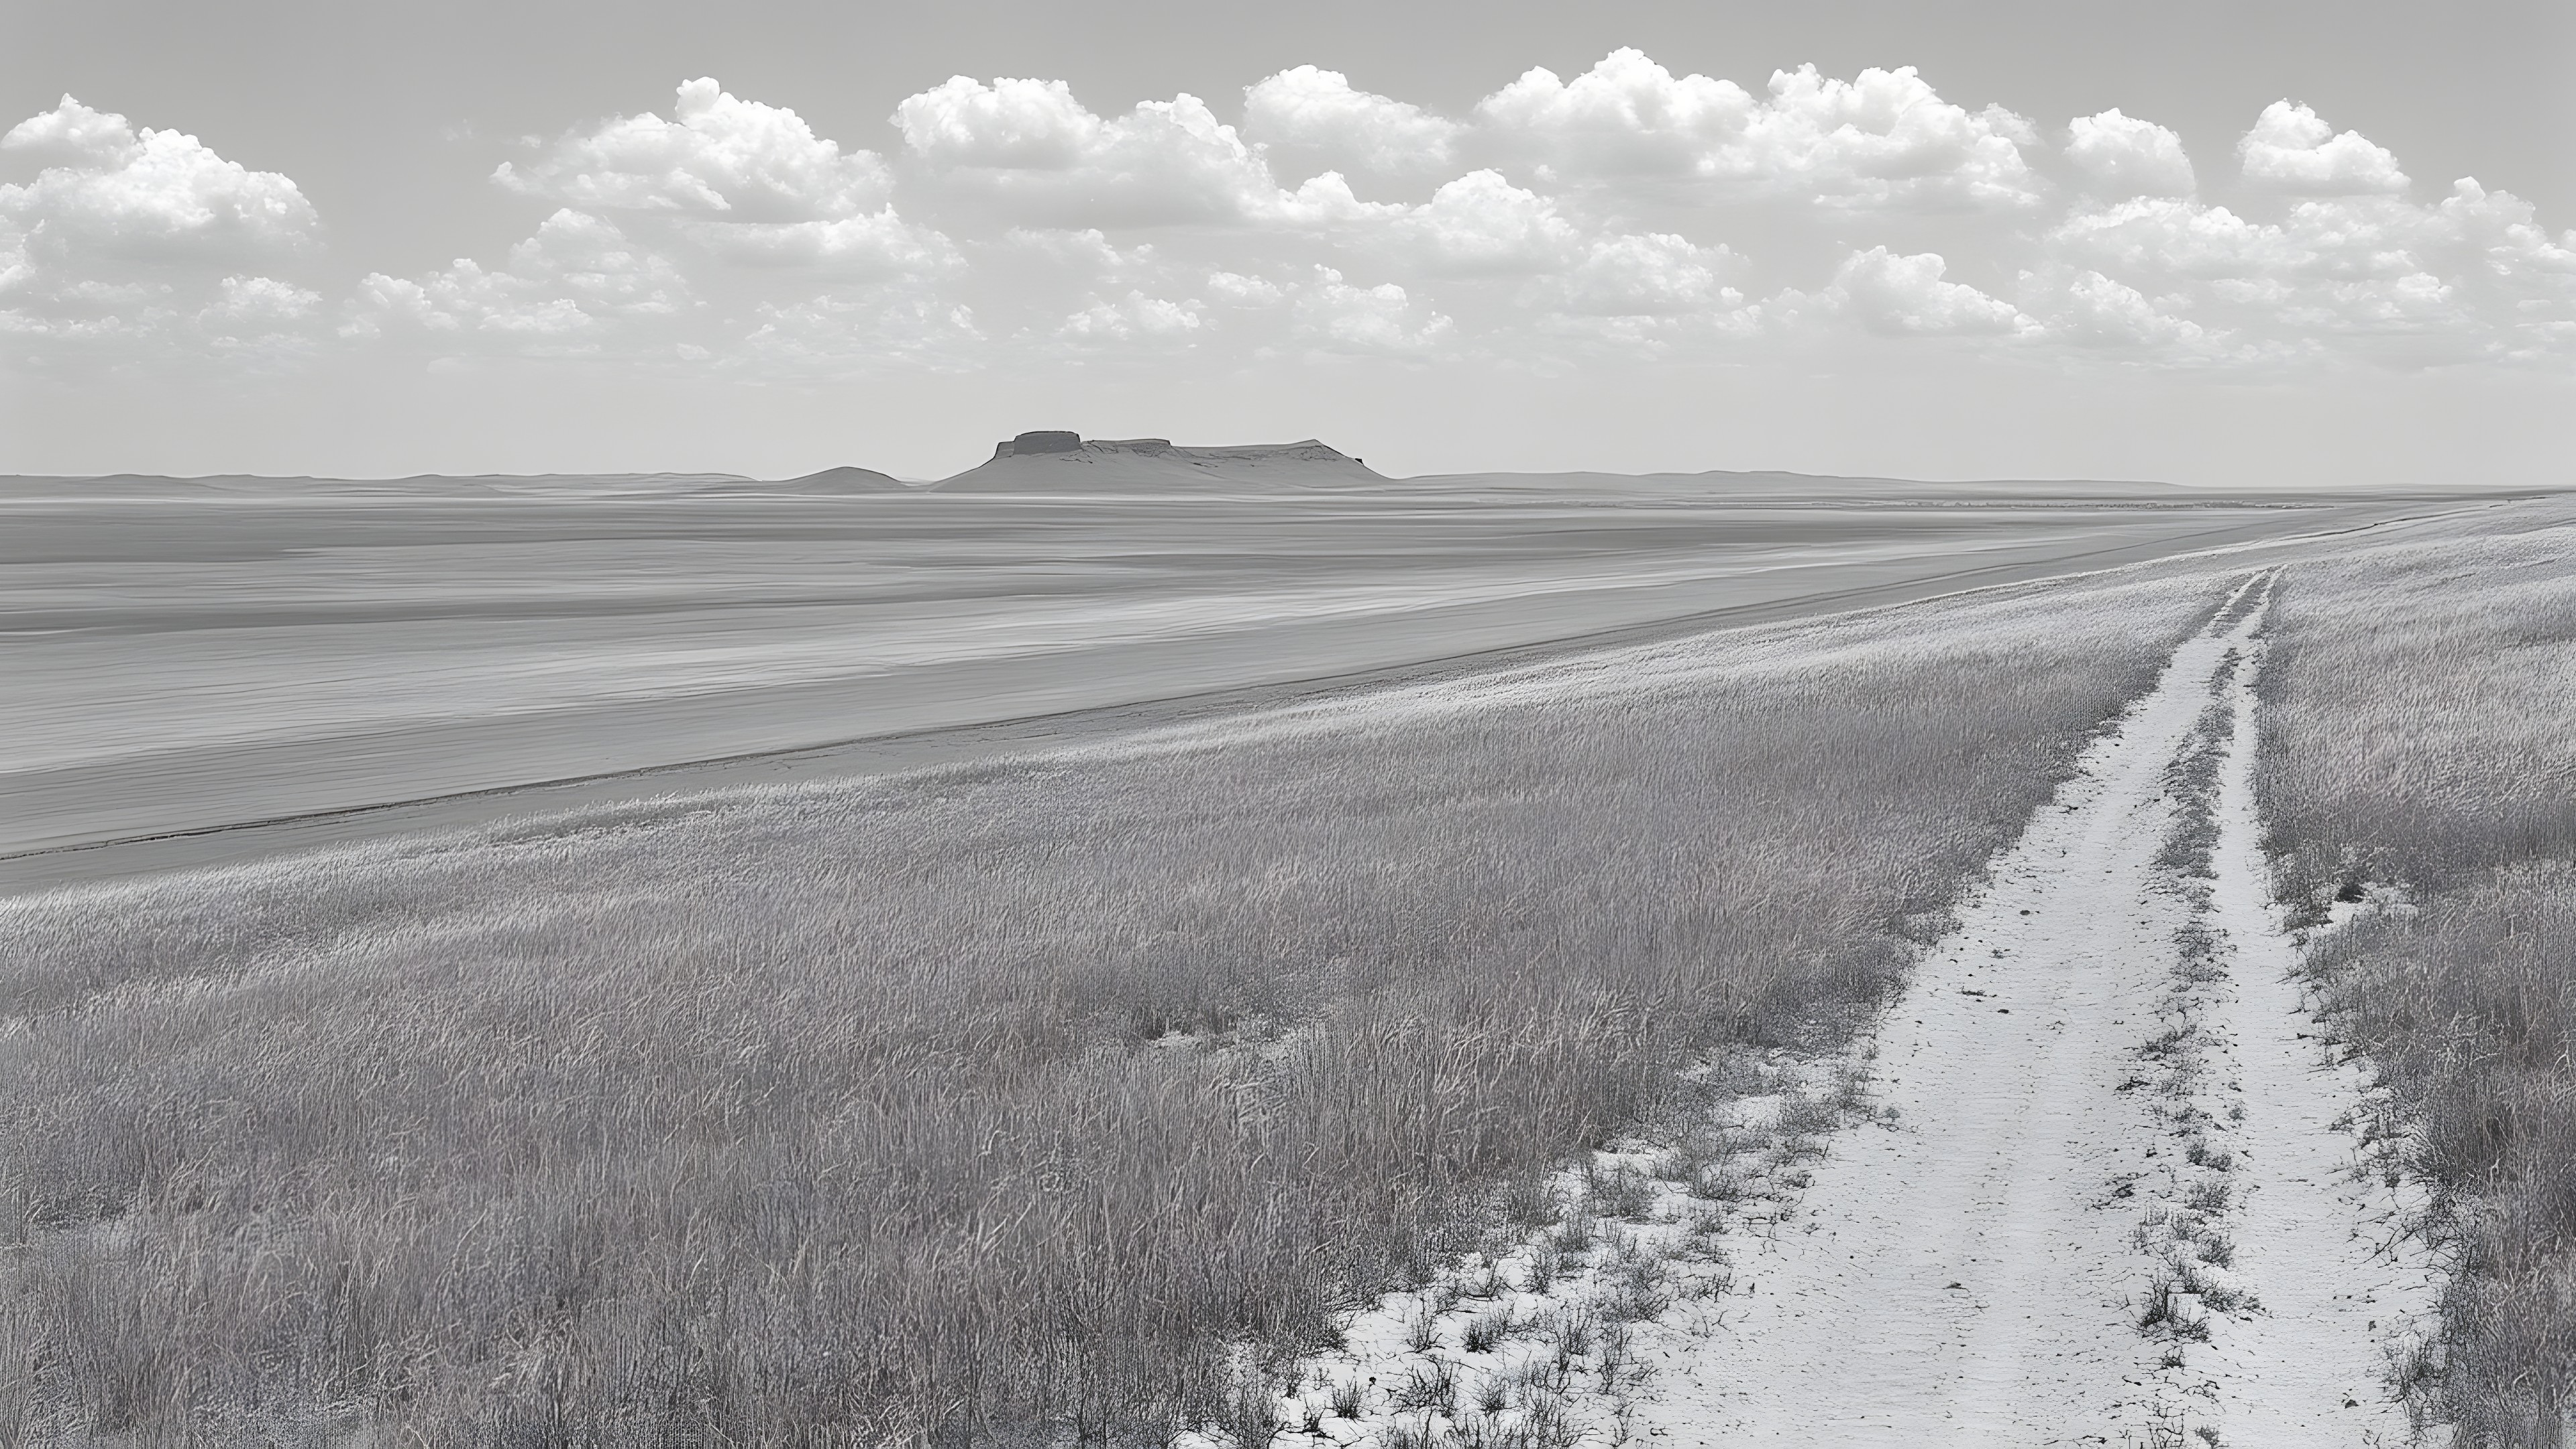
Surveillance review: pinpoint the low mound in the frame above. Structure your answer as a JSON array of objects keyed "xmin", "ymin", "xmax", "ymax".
[
  {"xmin": 700, "ymin": 466, "xmax": 908, "ymax": 495},
  {"xmin": 936, "ymin": 433, "xmax": 1384, "ymax": 493}
]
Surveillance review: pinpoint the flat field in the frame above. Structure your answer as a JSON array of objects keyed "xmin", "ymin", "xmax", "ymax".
[
  {"xmin": 3, "ymin": 480, "xmax": 2561, "ymax": 1446},
  {"xmin": 0, "ymin": 471, "xmax": 2449, "ymax": 881}
]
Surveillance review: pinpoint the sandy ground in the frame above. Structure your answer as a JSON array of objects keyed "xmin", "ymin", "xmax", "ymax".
[
  {"xmin": 1620, "ymin": 576, "xmax": 2438, "ymax": 1446},
  {"xmin": 0, "ymin": 476, "xmax": 2475, "ymax": 888},
  {"xmin": 2192, "ymin": 594, "xmax": 2443, "ymax": 1446}
]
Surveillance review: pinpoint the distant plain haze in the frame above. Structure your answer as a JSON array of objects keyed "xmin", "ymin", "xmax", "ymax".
[{"xmin": 3, "ymin": 0, "xmax": 2570, "ymax": 486}]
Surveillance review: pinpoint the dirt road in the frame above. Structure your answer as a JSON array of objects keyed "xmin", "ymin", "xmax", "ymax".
[{"xmin": 1637, "ymin": 574, "xmax": 2439, "ymax": 1446}]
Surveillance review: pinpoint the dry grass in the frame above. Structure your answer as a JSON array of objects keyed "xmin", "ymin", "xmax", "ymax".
[
  {"xmin": 0, "ymin": 573, "xmax": 2214, "ymax": 1445},
  {"xmin": 2257, "ymin": 501, "xmax": 2576, "ymax": 1446}
]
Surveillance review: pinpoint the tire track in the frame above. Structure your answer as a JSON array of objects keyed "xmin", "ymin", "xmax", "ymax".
[{"xmin": 1632, "ymin": 574, "xmax": 2439, "ymax": 1446}]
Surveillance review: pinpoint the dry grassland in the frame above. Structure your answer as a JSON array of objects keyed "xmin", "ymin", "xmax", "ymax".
[
  {"xmin": 1, "ymin": 575, "xmax": 2216, "ymax": 1446},
  {"xmin": 2260, "ymin": 508, "xmax": 2576, "ymax": 1446}
]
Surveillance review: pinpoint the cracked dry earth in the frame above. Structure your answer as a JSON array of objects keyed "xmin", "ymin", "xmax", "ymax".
[{"xmin": 1634, "ymin": 572, "xmax": 2440, "ymax": 1448}]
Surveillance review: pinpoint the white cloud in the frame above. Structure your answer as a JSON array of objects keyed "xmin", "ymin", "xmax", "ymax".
[
  {"xmin": 1391, "ymin": 170, "xmax": 1582, "ymax": 276},
  {"xmin": 1292, "ymin": 267, "xmax": 1454, "ymax": 354},
  {"xmin": 1477, "ymin": 52, "xmax": 2043, "ymax": 211},
  {"xmin": 203, "ymin": 272, "xmax": 321, "ymax": 325},
  {"xmin": 1527, "ymin": 232, "xmax": 1741, "ymax": 318},
  {"xmin": 735, "ymin": 282, "xmax": 985, "ymax": 375},
  {"xmin": 896, "ymin": 77, "xmax": 1287, "ymax": 227},
  {"xmin": 1751, "ymin": 66, "xmax": 2043, "ymax": 211},
  {"xmin": 2021, "ymin": 266, "xmax": 2207, "ymax": 351},
  {"xmin": 2438, "ymin": 177, "xmax": 2576, "ymax": 317},
  {"xmin": 3, "ymin": 95, "xmax": 141, "ymax": 168},
  {"xmin": 0, "ymin": 95, "xmax": 323, "ymax": 365},
  {"xmin": 13, "ymin": 69, "xmax": 2571, "ymax": 380},
  {"xmin": 496, "ymin": 78, "xmax": 893, "ymax": 221},
  {"xmin": 1000, "ymin": 226, "xmax": 1136, "ymax": 269},
  {"xmin": 1829, "ymin": 248, "xmax": 2029, "ymax": 335},
  {"xmin": 497, "ymin": 78, "xmax": 950, "ymax": 282},
  {"xmin": 2, "ymin": 96, "xmax": 319, "ymax": 264},
  {"xmin": 893, "ymin": 75, "xmax": 1102, "ymax": 170},
  {"xmin": 2237, "ymin": 101, "xmax": 2409, "ymax": 196},
  {"xmin": 350, "ymin": 78, "xmax": 960, "ymax": 360},
  {"xmin": 1058, "ymin": 290, "xmax": 1205, "ymax": 343},
  {"xmin": 1204, "ymin": 269, "xmax": 1289, "ymax": 307},
  {"xmin": 2043, "ymin": 179, "xmax": 2576, "ymax": 362},
  {"xmin": 1475, "ymin": 49, "xmax": 1756, "ymax": 181},
  {"xmin": 1272, "ymin": 171, "xmax": 1406, "ymax": 226},
  {"xmin": 686, "ymin": 211, "xmax": 951, "ymax": 276},
  {"xmin": 1242, "ymin": 66, "xmax": 1464, "ymax": 185},
  {"xmin": 346, "ymin": 209, "xmax": 688, "ymax": 352},
  {"xmin": 2065, "ymin": 109, "xmax": 2195, "ymax": 198},
  {"xmin": 195, "ymin": 274, "xmax": 327, "ymax": 362},
  {"xmin": 2050, "ymin": 197, "xmax": 2299, "ymax": 279}
]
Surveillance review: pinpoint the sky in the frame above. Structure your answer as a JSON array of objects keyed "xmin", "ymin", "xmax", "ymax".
[{"xmin": 3, "ymin": 0, "xmax": 2571, "ymax": 485}]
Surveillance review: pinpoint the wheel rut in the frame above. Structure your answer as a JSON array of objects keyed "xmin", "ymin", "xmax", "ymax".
[{"xmin": 1636, "ymin": 573, "xmax": 2440, "ymax": 1446}]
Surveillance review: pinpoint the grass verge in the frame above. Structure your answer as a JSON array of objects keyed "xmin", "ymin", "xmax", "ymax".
[{"xmin": 2257, "ymin": 501, "xmax": 2576, "ymax": 1445}]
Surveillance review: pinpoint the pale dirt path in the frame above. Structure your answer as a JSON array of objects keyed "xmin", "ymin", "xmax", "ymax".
[
  {"xmin": 2188, "ymin": 600, "xmax": 2443, "ymax": 1447},
  {"xmin": 1632, "ymin": 580, "xmax": 2434, "ymax": 1446}
]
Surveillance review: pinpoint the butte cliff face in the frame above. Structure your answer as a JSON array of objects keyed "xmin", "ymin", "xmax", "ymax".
[{"xmin": 937, "ymin": 433, "xmax": 1384, "ymax": 493}]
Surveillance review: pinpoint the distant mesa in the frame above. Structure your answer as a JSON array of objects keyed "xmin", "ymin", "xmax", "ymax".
[
  {"xmin": 942, "ymin": 431, "xmax": 1382, "ymax": 493},
  {"xmin": 996, "ymin": 430, "xmax": 1087, "ymax": 458}
]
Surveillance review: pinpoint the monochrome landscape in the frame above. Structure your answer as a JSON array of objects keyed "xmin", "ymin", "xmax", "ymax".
[{"xmin": 6, "ymin": 2, "xmax": 2576, "ymax": 1444}]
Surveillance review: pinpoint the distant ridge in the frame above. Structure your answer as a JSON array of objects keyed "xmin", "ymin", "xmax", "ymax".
[
  {"xmin": 692, "ymin": 466, "xmax": 908, "ymax": 495},
  {"xmin": 0, "ymin": 472, "xmax": 759, "ymax": 498},
  {"xmin": 1393, "ymin": 468, "xmax": 2198, "ymax": 500},
  {"xmin": 4, "ymin": 462, "xmax": 2426, "ymax": 504},
  {"xmin": 936, "ymin": 432, "xmax": 1385, "ymax": 493}
]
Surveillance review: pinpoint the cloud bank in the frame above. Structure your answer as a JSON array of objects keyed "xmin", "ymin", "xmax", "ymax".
[
  {"xmin": 1, "ymin": 95, "xmax": 323, "ymax": 364},
  {"xmin": 6, "ymin": 58, "xmax": 2573, "ymax": 380}
]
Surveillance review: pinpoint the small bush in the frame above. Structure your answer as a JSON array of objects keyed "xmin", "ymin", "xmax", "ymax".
[{"xmin": 1390, "ymin": 1358, "xmax": 1459, "ymax": 1415}]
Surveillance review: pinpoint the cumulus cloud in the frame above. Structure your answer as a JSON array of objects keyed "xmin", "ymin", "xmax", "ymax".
[
  {"xmin": 347, "ymin": 78, "xmax": 960, "ymax": 360},
  {"xmin": 10, "ymin": 67, "xmax": 2573, "ymax": 378},
  {"xmin": 1242, "ymin": 66, "xmax": 1464, "ymax": 186},
  {"xmin": 2065, "ymin": 109, "xmax": 2195, "ymax": 198},
  {"xmin": 2, "ymin": 96, "xmax": 319, "ymax": 264},
  {"xmin": 735, "ymin": 282, "xmax": 984, "ymax": 375},
  {"xmin": 2051, "ymin": 198, "xmax": 2294, "ymax": 279},
  {"xmin": 1204, "ymin": 269, "xmax": 1289, "ymax": 308},
  {"xmin": 1527, "ymin": 232, "xmax": 1741, "ymax": 318},
  {"xmin": 2020, "ymin": 265, "xmax": 2206, "ymax": 351},
  {"xmin": 497, "ymin": 78, "xmax": 893, "ymax": 220},
  {"xmin": 1479, "ymin": 51, "xmax": 2043, "ymax": 211},
  {"xmin": 1750, "ymin": 65, "xmax": 2042, "ymax": 210},
  {"xmin": 1474, "ymin": 49, "xmax": 1757, "ymax": 181},
  {"xmin": 1829, "ymin": 248, "xmax": 2029, "ymax": 335},
  {"xmin": 346, "ymin": 209, "xmax": 689, "ymax": 352},
  {"xmin": 2237, "ymin": 101, "xmax": 2409, "ymax": 195},
  {"xmin": 496, "ymin": 78, "xmax": 951, "ymax": 282},
  {"xmin": 1293, "ymin": 267, "xmax": 1454, "ymax": 354},
  {"xmin": 1390, "ymin": 170, "xmax": 1582, "ymax": 276},
  {"xmin": 0, "ymin": 95, "xmax": 323, "ymax": 364},
  {"xmin": 1058, "ymin": 290, "xmax": 1205, "ymax": 343},
  {"xmin": 897, "ymin": 77, "xmax": 1285, "ymax": 227},
  {"xmin": 686, "ymin": 210, "xmax": 951, "ymax": 275},
  {"xmin": 2043, "ymin": 176, "xmax": 2576, "ymax": 362}
]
